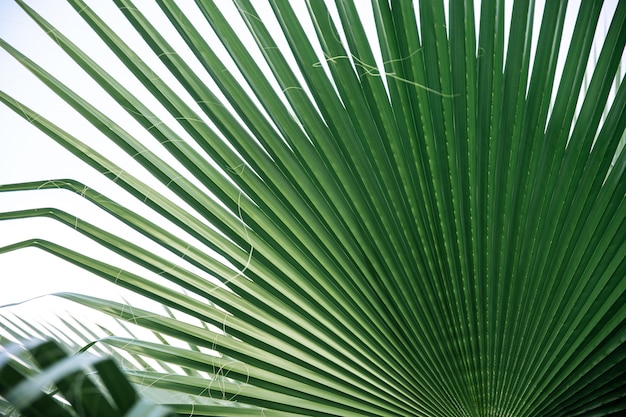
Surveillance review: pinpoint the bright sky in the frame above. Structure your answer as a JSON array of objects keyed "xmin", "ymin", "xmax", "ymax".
[
  {"xmin": 0, "ymin": 0, "xmax": 622, "ymax": 312},
  {"xmin": 0, "ymin": 1, "xmax": 213, "ymax": 308}
]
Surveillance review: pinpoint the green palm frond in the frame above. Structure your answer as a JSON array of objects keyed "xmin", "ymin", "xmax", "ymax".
[
  {"xmin": 0, "ymin": 338, "xmax": 175, "ymax": 417},
  {"xmin": 1, "ymin": 0, "xmax": 625, "ymax": 416}
]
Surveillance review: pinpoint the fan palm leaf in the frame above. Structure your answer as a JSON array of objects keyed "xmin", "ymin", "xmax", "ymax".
[
  {"xmin": 0, "ymin": 338, "xmax": 175, "ymax": 417},
  {"xmin": 1, "ymin": 0, "xmax": 625, "ymax": 416}
]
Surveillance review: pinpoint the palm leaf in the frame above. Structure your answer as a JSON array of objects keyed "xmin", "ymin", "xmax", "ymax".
[
  {"xmin": 0, "ymin": 338, "xmax": 175, "ymax": 417},
  {"xmin": 1, "ymin": 0, "xmax": 625, "ymax": 416}
]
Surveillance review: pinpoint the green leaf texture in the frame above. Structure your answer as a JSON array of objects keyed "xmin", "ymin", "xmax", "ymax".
[{"xmin": 1, "ymin": 1, "xmax": 625, "ymax": 416}]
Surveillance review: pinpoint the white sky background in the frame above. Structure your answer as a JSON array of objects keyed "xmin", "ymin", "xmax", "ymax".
[
  {"xmin": 0, "ymin": 1, "xmax": 123, "ymax": 306},
  {"xmin": 0, "ymin": 0, "xmax": 283, "ymax": 309},
  {"xmin": 0, "ymin": 0, "xmax": 623, "ymax": 314}
]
